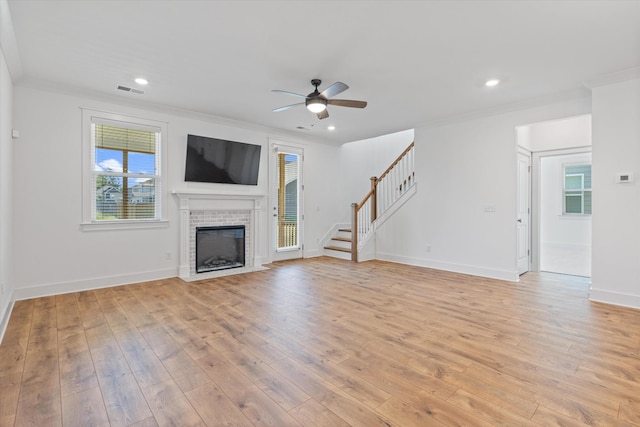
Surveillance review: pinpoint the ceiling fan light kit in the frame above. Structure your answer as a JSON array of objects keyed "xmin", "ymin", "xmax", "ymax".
[
  {"xmin": 273, "ymin": 79, "xmax": 367, "ymax": 120},
  {"xmin": 306, "ymin": 97, "xmax": 327, "ymax": 113}
]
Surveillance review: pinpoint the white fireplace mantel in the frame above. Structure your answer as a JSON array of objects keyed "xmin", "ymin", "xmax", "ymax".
[
  {"xmin": 172, "ymin": 190, "xmax": 266, "ymax": 210},
  {"xmin": 172, "ymin": 190, "xmax": 267, "ymax": 281}
]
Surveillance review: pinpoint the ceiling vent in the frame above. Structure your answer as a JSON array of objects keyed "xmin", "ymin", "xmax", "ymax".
[{"xmin": 117, "ymin": 85, "xmax": 144, "ymax": 95}]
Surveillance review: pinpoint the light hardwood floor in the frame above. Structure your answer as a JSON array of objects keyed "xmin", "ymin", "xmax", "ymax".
[{"xmin": 1, "ymin": 257, "xmax": 639, "ymax": 426}]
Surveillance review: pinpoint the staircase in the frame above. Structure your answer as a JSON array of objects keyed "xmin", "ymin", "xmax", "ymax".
[
  {"xmin": 323, "ymin": 228, "xmax": 353, "ymax": 260},
  {"xmin": 324, "ymin": 142, "xmax": 416, "ymax": 262}
]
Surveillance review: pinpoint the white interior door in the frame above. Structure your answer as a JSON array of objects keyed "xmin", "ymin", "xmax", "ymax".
[
  {"xmin": 270, "ymin": 144, "xmax": 303, "ymax": 261},
  {"xmin": 517, "ymin": 149, "xmax": 531, "ymax": 275}
]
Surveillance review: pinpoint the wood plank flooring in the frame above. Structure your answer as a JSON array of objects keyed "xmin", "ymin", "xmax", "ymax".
[{"xmin": 1, "ymin": 257, "xmax": 640, "ymax": 426}]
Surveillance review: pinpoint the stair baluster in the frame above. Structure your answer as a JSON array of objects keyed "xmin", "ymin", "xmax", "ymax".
[{"xmin": 324, "ymin": 141, "xmax": 416, "ymax": 262}]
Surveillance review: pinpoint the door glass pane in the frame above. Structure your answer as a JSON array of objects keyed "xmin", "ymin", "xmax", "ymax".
[{"xmin": 277, "ymin": 152, "xmax": 299, "ymax": 249}]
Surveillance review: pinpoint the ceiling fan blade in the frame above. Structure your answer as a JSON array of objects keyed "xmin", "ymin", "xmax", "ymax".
[
  {"xmin": 320, "ymin": 82, "xmax": 349, "ymax": 99},
  {"xmin": 272, "ymin": 89, "xmax": 307, "ymax": 98},
  {"xmin": 327, "ymin": 99, "xmax": 367, "ymax": 109},
  {"xmin": 273, "ymin": 102, "xmax": 304, "ymax": 112},
  {"xmin": 317, "ymin": 109, "xmax": 329, "ymax": 120}
]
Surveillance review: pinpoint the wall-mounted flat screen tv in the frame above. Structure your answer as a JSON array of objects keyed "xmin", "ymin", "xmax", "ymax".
[{"xmin": 184, "ymin": 134, "xmax": 261, "ymax": 185}]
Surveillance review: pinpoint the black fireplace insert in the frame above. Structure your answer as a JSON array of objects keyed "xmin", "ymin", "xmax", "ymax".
[{"xmin": 195, "ymin": 225, "xmax": 245, "ymax": 273}]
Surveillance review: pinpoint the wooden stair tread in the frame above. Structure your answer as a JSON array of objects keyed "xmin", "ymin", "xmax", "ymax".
[
  {"xmin": 324, "ymin": 245, "xmax": 352, "ymax": 253},
  {"xmin": 331, "ymin": 237, "xmax": 351, "ymax": 242},
  {"xmin": 338, "ymin": 228, "xmax": 352, "ymax": 233}
]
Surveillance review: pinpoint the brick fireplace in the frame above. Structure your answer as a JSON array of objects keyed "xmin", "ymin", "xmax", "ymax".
[{"xmin": 172, "ymin": 191, "xmax": 266, "ymax": 281}]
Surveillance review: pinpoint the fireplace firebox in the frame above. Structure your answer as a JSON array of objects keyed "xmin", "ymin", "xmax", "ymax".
[{"xmin": 195, "ymin": 225, "xmax": 245, "ymax": 273}]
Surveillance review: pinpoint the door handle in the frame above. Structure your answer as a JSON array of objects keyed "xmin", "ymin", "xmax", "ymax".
[{"xmin": 517, "ymin": 218, "xmax": 522, "ymax": 223}]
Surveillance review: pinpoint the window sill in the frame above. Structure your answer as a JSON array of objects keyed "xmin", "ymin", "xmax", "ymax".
[
  {"xmin": 81, "ymin": 219, "xmax": 169, "ymax": 232},
  {"xmin": 558, "ymin": 214, "xmax": 592, "ymax": 220}
]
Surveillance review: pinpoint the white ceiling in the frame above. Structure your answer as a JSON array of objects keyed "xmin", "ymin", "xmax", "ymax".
[{"xmin": 5, "ymin": 0, "xmax": 640, "ymax": 144}]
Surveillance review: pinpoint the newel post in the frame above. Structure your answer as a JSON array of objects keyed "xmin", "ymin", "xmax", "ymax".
[
  {"xmin": 351, "ymin": 202, "xmax": 358, "ymax": 262},
  {"xmin": 370, "ymin": 176, "xmax": 378, "ymax": 222}
]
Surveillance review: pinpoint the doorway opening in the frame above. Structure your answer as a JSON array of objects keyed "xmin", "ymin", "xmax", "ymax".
[
  {"xmin": 517, "ymin": 114, "xmax": 592, "ymax": 278},
  {"xmin": 538, "ymin": 151, "xmax": 592, "ymax": 277},
  {"xmin": 270, "ymin": 142, "xmax": 304, "ymax": 262}
]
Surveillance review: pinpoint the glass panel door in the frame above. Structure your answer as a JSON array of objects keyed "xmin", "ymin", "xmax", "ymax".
[
  {"xmin": 271, "ymin": 143, "xmax": 303, "ymax": 261},
  {"xmin": 277, "ymin": 152, "xmax": 300, "ymax": 249}
]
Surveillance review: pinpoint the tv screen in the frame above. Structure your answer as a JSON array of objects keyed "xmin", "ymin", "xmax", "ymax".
[{"xmin": 184, "ymin": 134, "xmax": 261, "ymax": 185}]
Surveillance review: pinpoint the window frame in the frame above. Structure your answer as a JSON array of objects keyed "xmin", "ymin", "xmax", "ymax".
[
  {"xmin": 81, "ymin": 109, "xmax": 169, "ymax": 231},
  {"xmin": 562, "ymin": 162, "xmax": 592, "ymax": 216}
]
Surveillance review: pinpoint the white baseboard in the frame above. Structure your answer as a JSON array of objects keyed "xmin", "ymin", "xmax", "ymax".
[
  {"xmin": 376, "ymin": 252, "xmax": 519, "ymax": 282},
  {"xmin": 12, "ymin": 267, "xmax": 179, "ymax": 301},
  {"xmin": 303, "ymin": 249, "xmax": 323, "ymax": 258},
  {"xmin": 589, "ymin": 288, "xmax": 640, "ymax": 310}
]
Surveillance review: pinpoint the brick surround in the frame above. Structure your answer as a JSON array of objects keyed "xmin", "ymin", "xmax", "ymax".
[
  {"xmin": 189, "ymin": 210, "xmax": 251, "ymax": 276},
  {"xmin": 173, "ymin": 191, "xmax": 266, "ymax": 281}
]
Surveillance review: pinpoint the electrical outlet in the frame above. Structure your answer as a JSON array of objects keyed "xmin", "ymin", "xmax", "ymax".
[{"xmin": 426, "ymin": 245, "xmax": 431, "ymax": 253}]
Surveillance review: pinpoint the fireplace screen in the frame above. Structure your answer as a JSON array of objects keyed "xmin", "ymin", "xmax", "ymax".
[{"xmin": 195, "ymin": 225, "xmax": 245, "ymax": 273}]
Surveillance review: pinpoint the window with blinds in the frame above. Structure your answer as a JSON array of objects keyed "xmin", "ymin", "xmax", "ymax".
[
  {"xmin": 91, "ymin": 121, "xmax": 161, "ymax": 221},
  {"xmin": 563, "ymin": 163, "xmax": 592, "ymax": 215}
]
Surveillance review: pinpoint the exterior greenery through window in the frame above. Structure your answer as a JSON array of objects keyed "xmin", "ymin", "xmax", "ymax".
[
  {"xmin": 564, "ymin": 163, "xmax": 592, "ymax": 215},
  {"xmin": 92, "ymin": 122, "xmax": 160, "ymax": 221}
]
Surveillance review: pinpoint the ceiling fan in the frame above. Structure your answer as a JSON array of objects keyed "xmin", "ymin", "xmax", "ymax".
[{"xmin": 272, "ymin": 79, "xmax": 367, "ymax": 120}]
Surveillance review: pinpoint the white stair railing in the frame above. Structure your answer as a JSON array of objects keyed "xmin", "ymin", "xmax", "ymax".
[{"xmin": 351, "ymin": 142, "xmax": 415, "ymax": 262}]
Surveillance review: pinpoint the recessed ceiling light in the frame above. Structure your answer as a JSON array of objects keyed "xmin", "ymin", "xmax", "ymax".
[
  {"xmin": 135, "ymin": 77, "xmax": 148, "ymax": 86},
  {"xmin": 328, "ymin": 125, "xmax": 336, "ymax": 131},
  {"xmin": 485, "ymin": 79, "xmax": 500, "ymax": 87}
]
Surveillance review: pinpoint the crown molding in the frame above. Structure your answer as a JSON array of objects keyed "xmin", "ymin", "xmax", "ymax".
[
  {"xmin": 14, "ymin": 76, "xmax": 334, "ymax": 147},
  {"xmin": 583, "ymin": 67, "xmax": 640, "ymax": 89}
]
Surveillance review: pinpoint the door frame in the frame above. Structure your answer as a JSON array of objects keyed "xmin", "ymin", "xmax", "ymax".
[
  {"xmin": 530, "ymin": 147, "xmax": 592, "ymax": 273},
  {"xmin": 269, "ymin": 141, "xmax": 304, "ymax": 262},
  {"xmin": 517, "ymin": 148, "xmax": 531, "ymax": 275}
]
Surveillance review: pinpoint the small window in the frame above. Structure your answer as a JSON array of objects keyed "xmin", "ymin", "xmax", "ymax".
[
  {"xmin": 82, "ymin": 110, "xmax": 167, "ymax": 229},
  {"xmin": 563, "ymin": 163, "xmax": 592, "ymax": 215}
]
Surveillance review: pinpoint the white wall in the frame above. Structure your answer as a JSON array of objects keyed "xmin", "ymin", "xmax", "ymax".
[
  {"xmin": 590, "ymin": 77, "xmax": 640, "ymax": 308},
  {"xmin": 0, "ymin": 40, "xmax": 14, "ymax": 337},
  {"xmin": 526, "ymin": 114, "xmax": 592, "ymax": 152},
  {"xmin": 11, "ymin": 85, "xmax": 342, "ymax": 298},
  {"xmin": 540, "ymin": 153, "xmax": 592, "ymax": 246},
  {"xmin": 339, "ymin": 129, "xmax": 415, "ymax": 221},
  {"xmin": 375, "ymin": 98, "xmax": 591, "ymax": 281},
  {"xmin": 283, "ymin": 136, "xmax": 347, "ymax": 258}
]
